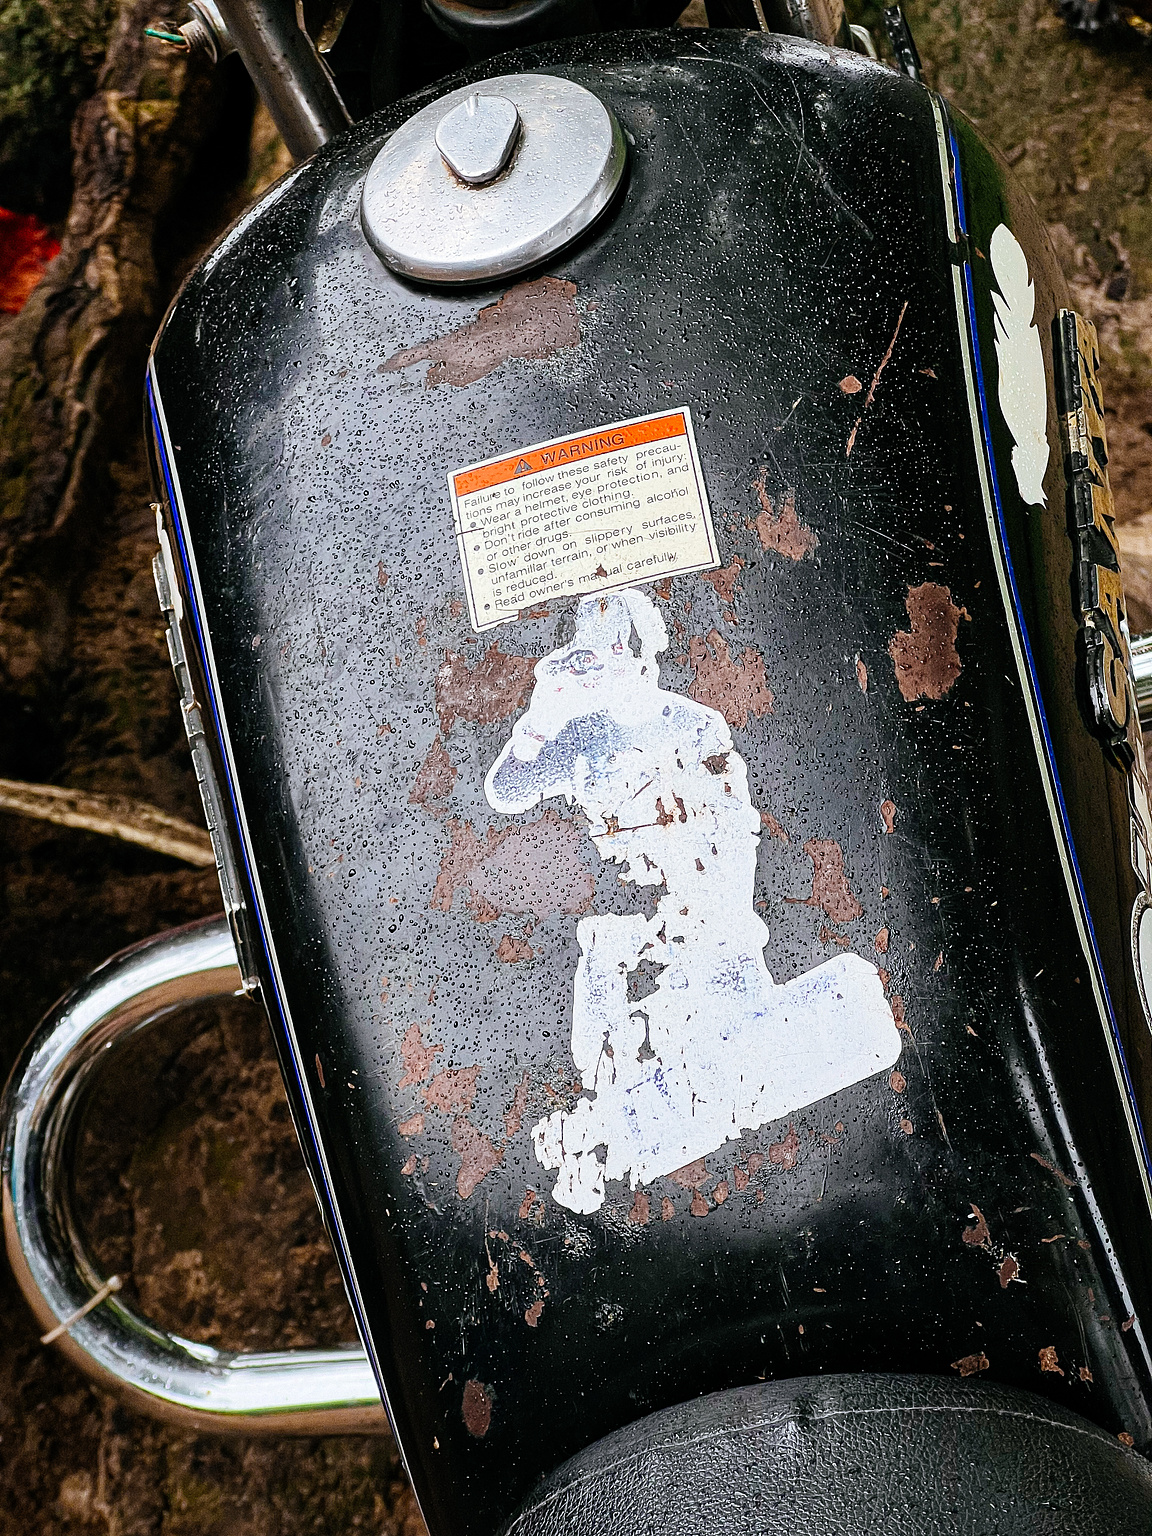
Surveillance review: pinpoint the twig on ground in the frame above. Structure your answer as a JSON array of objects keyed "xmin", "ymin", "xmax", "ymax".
[{"xmin": 0, "ymin": 778, "xmax": 214, "ymax": 867}]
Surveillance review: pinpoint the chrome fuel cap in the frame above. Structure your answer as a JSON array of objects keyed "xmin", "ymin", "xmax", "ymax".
[{"xmin": 360, "ymin": 73, "xmax": 625, "ymax": 285}]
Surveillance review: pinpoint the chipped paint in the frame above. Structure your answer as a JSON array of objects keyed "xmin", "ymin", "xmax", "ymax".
[
  {"xmin": 687, "ymin": 631, "xmax": 774, "ymax": 728},
  {"xmin": 963, "ymin": 1205, "xmax": 991, "ymax": 1247},
  {"xmin": 384, "ymin": 276, "xmax": 579, "ymax": 388},
  {"xmin": 768, "ymin": 1125, "xmax": 801, "ymax": 1170},
  {"xmin": 461, "ymin": 1379, "xmax": 492, "ymax": 1437},
  {"xmin": 452, "ymin": 1118, "xmax": 500, "ymax": 1199},
  {"xmin": 495, "ymin": 934, "xmax": 533, "ymax": 963},
  {"xmin": 398, "ymin": 1114, "xmax": 425, "ymax": 1138},
  {"xmin": 398, "ymin": 1023, "xmax": 444, "ymax": 1087},
  {"xmin": 749, "ymin": 479, "xmax": 818, "ymax": 560},
  {"xmin": 484, "ymin": 590, "xmax": 899, "ymax": 1213},
  {"xmin": 1030, "ymin": 1151, "xmax": 1077, "ymax": 1188},
  {"xmin": 435, "ymin": 644, "xmax": 538, "ymax": 735},
  {"xmin": 889, "ymin": 583, "xmax": 968, "ymax": 702},
  {"xmin": 409, "ymin": 737, "xmax": 457, "ymax": 812},
  {"xmin": 880, "ymin": 799, "xmax": 897, "ymax": 834},
  {"xmin": 431, "ymin": 811, "xmax": 594, "ymax": 923},
  {"xmin": 952, "ymin": 1351, "xmax": 989, "ymax": 1377},
  {"xmin": 789, "ymin": 839, "xmax": 864, "ymax": 924},
  {"xmin": 504, "ymin": 1072, "xmax": 530, "ymax": 1138},
  {"xmin": 423, "ymin": 1066, "xmax": 480, "ymax": 1114},
  {"xmin": 856, "ymin": 656, "xmax": 868, "ymax": 692},
  {"xmin": 1039, "ymin": 1346, "xmax": 1064, "ymax": 1375}
]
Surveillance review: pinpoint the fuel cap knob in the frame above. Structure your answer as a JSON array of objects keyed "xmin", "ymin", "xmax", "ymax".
[
  {"xmin": 360, "ymin": 72, "xmax": 625, "ymax": 285},
  {"xmin": 434, "ymin": 92, "xmax": 521, "ymax": 186}
]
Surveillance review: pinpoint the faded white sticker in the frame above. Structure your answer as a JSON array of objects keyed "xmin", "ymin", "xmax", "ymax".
[
  {"xmin": 990, "ymin": 223, "xmax": 1050, "ymax": 507},
  {"xmin": 486, "ymin": 588, "xmax": 901, "ymax": 1215}
]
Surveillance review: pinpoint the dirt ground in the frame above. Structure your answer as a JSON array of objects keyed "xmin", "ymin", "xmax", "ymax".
[{"xmin": 0, "ymin": 2, "xmax": 1150, "ymax": 1532}]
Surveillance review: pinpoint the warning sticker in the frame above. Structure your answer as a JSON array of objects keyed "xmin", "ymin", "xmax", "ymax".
[{"xmin": 448, "ymin": 409, "xmax": 718, "ymax": 631}]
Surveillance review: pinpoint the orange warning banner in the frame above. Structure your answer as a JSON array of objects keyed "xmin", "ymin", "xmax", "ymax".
[{"xmin": 452, "ymin": 411, "xmax": 688, "ymax": 497}]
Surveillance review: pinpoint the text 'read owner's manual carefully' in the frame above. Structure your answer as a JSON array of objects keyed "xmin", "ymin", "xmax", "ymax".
[{"xmin": 448, "ymin": 409, "xmax": 719, "ymax": 631}]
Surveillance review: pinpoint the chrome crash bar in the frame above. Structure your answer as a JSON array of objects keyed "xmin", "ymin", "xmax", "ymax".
[{"xmin": 1, "ymin": 916, "xmax": 387, "ymax": 1434}]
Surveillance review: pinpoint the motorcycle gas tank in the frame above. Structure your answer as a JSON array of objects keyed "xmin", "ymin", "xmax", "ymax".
[{"xmin": 148, "ymin": 28, "xmax": 1152, "ymax": 1536}]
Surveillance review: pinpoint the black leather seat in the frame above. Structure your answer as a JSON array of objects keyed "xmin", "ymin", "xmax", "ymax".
[{"xmin": 498, "ymin": 1374, "xmax": 1152, "ymax": 1536}]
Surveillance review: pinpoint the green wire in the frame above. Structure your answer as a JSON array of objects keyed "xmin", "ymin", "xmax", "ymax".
[{"xmin": 143, "ymin": 26, "xmax": 187, "ymax": 43}]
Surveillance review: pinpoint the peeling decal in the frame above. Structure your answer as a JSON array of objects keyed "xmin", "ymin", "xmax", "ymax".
[
  {"xmin": 484, "ymin": 588, "xmax": 901, "ymax": 1214},
  {"xmin": 989, "ymin": 224, "xmax": 1049, "ymax": 507}
]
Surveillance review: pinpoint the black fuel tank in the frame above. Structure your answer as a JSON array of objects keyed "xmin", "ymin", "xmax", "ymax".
[{"xmin": 147, "ymin": 28, "xmax": 1152, "ymax": 1536}]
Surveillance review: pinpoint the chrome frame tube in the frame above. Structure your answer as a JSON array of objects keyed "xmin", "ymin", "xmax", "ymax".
[
  {"xmin": 1, "ymin": 916, "xmax": 387, "ymax": 1435},
  {"xmin": 211, "ymin": 0, "xmax": 351, "ymax": 162}
]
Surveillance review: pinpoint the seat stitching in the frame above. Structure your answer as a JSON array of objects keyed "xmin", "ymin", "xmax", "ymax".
[{"xmin": 502, "ymin": 1401, "xmax": 1141, "ymax": 1535}]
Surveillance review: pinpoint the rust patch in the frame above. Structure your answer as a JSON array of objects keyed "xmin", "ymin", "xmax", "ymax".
[
  {"xmin": 424, "ymin": 1066, "xmax": 481, "ymax": 1115},
  {"xmin": 660, "ymin": 1196, "xmax": 675, "ymax": 1221},
  {"xmin": 518, "ymin": 1189, "xmax": 537, "ymax": 1220},
  {"xmin": 504, "ymin": 1072, "xmax": 531, "ymax": 1138},
  {"xmin": 496, "ymin": 934, "xmax": 533, "ymax": 963},
  {"xmin": 713, "ymin": 1179, "xmax": 730, "ymax": 1205},
  {"xmin": 461, "ymin": 1380, "xmax": 492, "ymax": 1437},
  {"xmin": 1039, "ymin": 1346, "xmax": 1064, "ymax": 1375},
  {"xmin": 398, "ymin": 1023, "xmax": 444, "ymax": 1088},
  {"xmin": 760, "ymin": 809, "xmax": 789, "ymax": 843},
  {"xmin": 880, "ymin": 799, "xmax": 897, "ymax": 834},
  {"xmin": 1080, "ymin": 1365, "xmax": 1094, "ymax": 1383},
  {"xmin": 999, "ymin": 1255, "xmax": 1020, "ymax": 1288},
  {"xmin": 525, "ymin": 1299, "xmax": 544, "ymax": 1328},
  {"xmin": 1123, "ymin": 1315, "xmax": 1136, "ymax": 1332},
  {"xmin": 687, "ymin": 631, "xmax": 774, "ymax": 728},
  {"xmin": 409, "ymin": 737, "xmax": 457, "ymax": 812},
  {"xmin": 952, "ymin": 1351, "xmax": 989, "ymax": 1378},
  {"xmin": 1030, "ymin": 1152, "xmax": 1077, "ymax": 1188},
  {"xmin": 846, "ymin": 299, "xmax": 908, "ymax": 457},
  {"xmin": 1120, "ymin": 1431, "xmax": 1135, "ymax": 1447},
  {"xmin": 314, "ymin": 1054, "xmax": 325, "ymax": 1089},
  {"xmin": 435, "ymin": 644, "xmax": 537, "ymax": 735},
  {"xmin": 733, "ymin": 1164, "xmax": 749, "ymax": 1191},
  {"xmin": 875, "ymin": 927, "xmax": 890, "ymax": 954},
  {"xmin": 856, "ymin": 656, "xmax": 868, "ymax": 692},
  {"xmin": 669, "ymin": 1158, "xmax": 708, "ymax": 1190},
  {"xmin": 963, "ymin": 1204, "xmax": 991, "ymax": 1248},
  {"xmin": 700, "ymin": 555, "xmax": 744, "ymax": 607},
  {"xmin": 749, "ymin": 478, "xmax": 818, "ymax": 560},
  {"xmin": 788, "ymin": 839, "xmax": 864, "ymax": 925},
  {"xmin": 818, "ymin": 925, "xmax": 851, "ymax": 949},
  {"xmin": 385, "ymin": 276, "xmax": 579, "ymax": 388},
  {"xmin": 432, "ymin": 810, "xmax": 594, "ymax": 923},
  {"xmin": 628, "ymin": 1190, "xmax": 650, "ymax": 1225},
  {"xmin": 690, "ymin": 1190, "xmax": 710, "ymax": 1217},
  {"xmin": 889, "ymin": 1069, "xmax": 906, "ymax": 1093},
  {"xmin": 899, "ymin": 1117, "xmax": 914, "ymax": 1135},
  {"xmin": 401, "ymin": 1155, "xmax": 417, "ymax": 1176},
  {"xmin": 452, "ymin": 1118, "xmax": 501, "ymax": 1199},
  {"xmin": 839, "ymin": 374, "xmax": 863, "ymax": 394},
  {"xmin": 398, "ymin": 1114, "xmax": 425, "ymax": 1138},
  {"xmin": 889, "ymin": 584, "xmax": 969, "ymax": 702},
  {"xmin": 376, "ymin": 561, "xmax": 388, "ymax": 588},
  {"xmin": 768, "ymin": 1125, "xmax": 801, "ymax": 1171},
  {"xmin": 890, "ymin": 995, "xmax": 909, "ymax": 1031}
]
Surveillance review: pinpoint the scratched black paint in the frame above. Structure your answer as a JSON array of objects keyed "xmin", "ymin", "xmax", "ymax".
[{"xmin": 148, "ymin": 30, "xmax": 1152, "ymax": 1536}]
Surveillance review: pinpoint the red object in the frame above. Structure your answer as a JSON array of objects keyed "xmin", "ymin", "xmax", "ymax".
[{"xmin": 0, "ymin": 207, "xmax": 61, "ymax": 315}]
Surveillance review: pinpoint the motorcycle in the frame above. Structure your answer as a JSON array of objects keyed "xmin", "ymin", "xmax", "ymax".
[{"xmin": 7, "ymin": 1, "xmax": 1152, "ymax": 1530}]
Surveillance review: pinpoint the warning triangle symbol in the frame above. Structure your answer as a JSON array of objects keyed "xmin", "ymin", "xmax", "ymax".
[{"xmin": 513, "ymin": 457, "xmax": 532, "ymax": 475}]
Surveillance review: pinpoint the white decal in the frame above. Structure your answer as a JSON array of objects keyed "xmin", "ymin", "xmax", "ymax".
[
  {"xmin": 990, "ymin": 223, "xmax": 1050, "ymax": 507},
  {"xmin": 486, "ymin": 588, "xmax": 901, "ymax": 1214}
]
